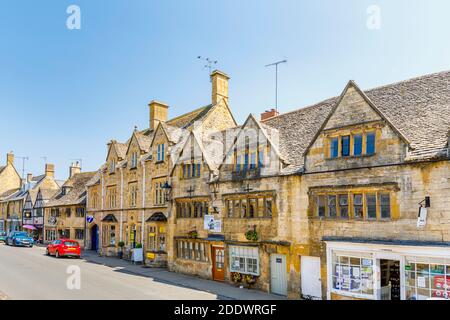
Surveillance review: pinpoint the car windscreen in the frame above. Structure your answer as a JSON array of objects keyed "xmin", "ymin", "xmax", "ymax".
[
  {"xmin": 15, "ymin": 232, "xmax": 28, "ymax": 237},
  {"xmin": 64, "ymin": 241, "xmax": 78, "ymax": 247}
]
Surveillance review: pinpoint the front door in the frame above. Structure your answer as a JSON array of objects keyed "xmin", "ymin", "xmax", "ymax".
[
  {"xmin": 270, "ymin": 254, "xmax": 287, "ymax": 296},
  {"xmin": 380, "ymin": 259, "xmax": 401, "ymax": 300},
  {"xmin": 91, "ymin": 224, "xmax": 98, "ymax": 251},
  {"xmin": 212, "ymin": 246, "xmax": 225, "ymax": 281},
  {"xmin": 301, "ymin": 256, "xmax": 322, "ymax": 299}
]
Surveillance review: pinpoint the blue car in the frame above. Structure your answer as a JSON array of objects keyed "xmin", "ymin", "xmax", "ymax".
[
  {"xmin": 0, "ymin": 231, "xmax": 6, "ymax": 242},
  {"xmin": 5, "ymin": 231, "xmax": 34, "ymax": 247}
]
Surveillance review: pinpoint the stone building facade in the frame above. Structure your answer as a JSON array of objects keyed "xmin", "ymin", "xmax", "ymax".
[
  {"xmin": 44, "ymin": 163, "xmax": 96, "ymax": 248},
  {"xmin": 84, "ymin": 69, "xmax": 450, "ymax": 301}
]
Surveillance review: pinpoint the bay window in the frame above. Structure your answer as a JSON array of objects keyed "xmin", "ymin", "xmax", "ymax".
[{"xmin": 229, "ymin": 246, "xmax": 260, "ymax": 276}]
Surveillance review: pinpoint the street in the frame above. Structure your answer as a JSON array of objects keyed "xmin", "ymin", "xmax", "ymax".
[{"xmin": 0, "ymin": 244, "xmax": 229, "ymax": 300}]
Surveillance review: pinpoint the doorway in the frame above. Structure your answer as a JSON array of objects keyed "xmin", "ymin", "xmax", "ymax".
[
  {"xmin": 270, "ymin": 254, "xmax": 287, "ymax": 296},
  {"xmin": 380, "ymin": 259, "xmax": 401, "ymax": 300},
  {"xmin": 301, "ymin": 256, "xmax": 322, "ymax": 299},
  {"xmin": 91, "ymin": 224, "xmax": 98, "ymax": 251},
  {"xmin": 212, "ymin": 246, "xmax": 225, "ymax": 281}
]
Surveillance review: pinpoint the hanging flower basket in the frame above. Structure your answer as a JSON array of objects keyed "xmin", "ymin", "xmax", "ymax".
[
  {"xmin": 187, "ymin": 230, "xmax": 198, "ymax": 239},
  {"xmin": 245, "ymin": 227, "xmax": 258, "ymax": 241}
]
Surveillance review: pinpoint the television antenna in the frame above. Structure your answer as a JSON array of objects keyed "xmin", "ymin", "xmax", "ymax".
[
  {"xmin": 197, "ymin": 56, "xmax": 218, "ymax": 81},
  {"xmin": 16, "ymin": 156, "xmax": 29, "ymax": 179},
  {"xmin": 265, "ymin": 59, "xmax": 287, "ymax": 111}
]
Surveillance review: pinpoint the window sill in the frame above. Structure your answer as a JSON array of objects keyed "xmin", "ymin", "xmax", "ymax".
[
  {"xmin": 176, "ymin": 257, "xmax": 209, "ymax": 264},
  {"xmin": 225, "ymin": 216, "xmax": 273, "ymax": 220},
  {"xmin": 326, "ymin": 154, "xmax": 376, "ymax": 161}
]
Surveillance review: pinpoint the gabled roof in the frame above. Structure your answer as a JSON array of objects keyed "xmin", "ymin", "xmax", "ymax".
[
  {"xmin": 303, "ymin": 80, "xmax": 410, "ymax": 159},
  {"xmin": 46, "ymin": 172, "xmax": 96, "ymax": 207},
  {"xmin": 0, "ymin": 166, "xmax": 5, "ymax": 174}
]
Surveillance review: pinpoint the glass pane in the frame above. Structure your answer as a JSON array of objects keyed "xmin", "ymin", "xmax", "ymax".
[
  {"xmin": 366, "ymin": 132, "xmax": 376, "ymax": 155},
  {"xmin": 341, "ymin": 136, "xmax": 350, "ymax": 157},
  {"xmin": 328, "ymin": 195, "xmax": 337, "ymax": 218},
  {"xmin": 330, "ymin": 138, "xmax": 339, "ymax": 158},
  {"xmin": 353, "ymin": 134, "xmax": 363, "ymax": 156},
  {"xmin": 366, "ymin": 194, "xmax": 377, "ymax": 219}
]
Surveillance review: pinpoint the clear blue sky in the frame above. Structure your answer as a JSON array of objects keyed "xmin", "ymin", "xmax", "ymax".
[{"xmin": 1, "ymin": 0, "xmax": 450, "ymax": 179}]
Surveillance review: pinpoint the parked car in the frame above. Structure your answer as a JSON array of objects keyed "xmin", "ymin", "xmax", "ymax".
[
  {"xmin": 5, "ymin": 231, "xmax": 34, "ymax": 247},
  {"xmin": 46, "ymin": 239, "xmax": 81, "ymax": 258},
  {"xmin": 0, "ymin": 231, "xmax": 6, "ymax": 242}
]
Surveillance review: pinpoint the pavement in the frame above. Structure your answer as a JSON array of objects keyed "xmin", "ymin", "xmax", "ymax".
[{"xmin": 0, "ymin": 243, "xmax": 285, "ymax": 300}]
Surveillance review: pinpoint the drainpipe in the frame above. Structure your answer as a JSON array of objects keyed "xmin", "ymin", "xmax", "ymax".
[
  {"xmin": 100, "ymin": 171, "xmax": 105, "ymax": 250},
  {"xmin": 120, "ymin": 167, "xmax": 124, "ymax": 242},
  {"xmin": 141, "ymin": 160, "xmax": 146, "ymax": 246}
]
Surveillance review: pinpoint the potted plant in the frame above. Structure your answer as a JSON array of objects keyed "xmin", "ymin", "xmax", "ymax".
[
  {"xmin": 245, "ymin": 225, "xmax": 258, "ymax": 241},
  {"xmin": 187, "ymin": 230, "xmax": 198, "ymax": 239},
  {"xmin": 118, "ymin": 241, "xmax": 125, "ymax": 259},
  {"xmin": 243, "ymin": 274, "xmax": 258, "ymax": 289}
]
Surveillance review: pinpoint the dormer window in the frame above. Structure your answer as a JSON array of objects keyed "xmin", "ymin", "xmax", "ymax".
[
  {"xmin": 328, "ymin": 131, "xmax": 376, "ymax": 159},
  {"xmin": 109, "ymin": 159, "xmax": 115, "ymax": 174},
  {"xmin": 62, "ymin": 187, "xmax": 71, "ymax": 195},
  {"xmin": 130, "ymin": 152, "xmax": 138, "ymax": 169}
]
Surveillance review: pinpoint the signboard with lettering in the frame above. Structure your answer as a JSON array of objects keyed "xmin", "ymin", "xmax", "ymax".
[
  {"xmin": 417, "ymin": 207, "xmax": 428, "ymax": 228},
  {"xmin": 204, "ymin": 215, "xmax": 221, "ymax": 233}
]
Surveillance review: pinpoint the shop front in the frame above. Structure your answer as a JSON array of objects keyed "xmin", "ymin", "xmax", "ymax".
[{"xmin": 325, "ymin": 239, "xmax": 450, "ymax": 300}]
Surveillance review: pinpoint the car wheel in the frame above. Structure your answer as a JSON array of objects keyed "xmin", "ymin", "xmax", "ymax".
[
  {"xmin": 46, "ymin": 249, "xmax": 50, "ymax": 256},
  {"xmin": 55, "ymin": 250, "xmax": 60, "ymax": 258},
  {"xmin": 29, "ymin": 245, "xmax": 33, "ymax": 248}
]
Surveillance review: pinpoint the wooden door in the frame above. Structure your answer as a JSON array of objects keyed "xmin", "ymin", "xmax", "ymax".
[{"xmin": 212, "ymin": 246, "xmax": 225, "ymax": 281}]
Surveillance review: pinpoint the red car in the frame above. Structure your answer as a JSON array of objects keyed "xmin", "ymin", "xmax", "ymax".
[{"xmin": 46, "ymin": 239, "xmax": 81, "ymax": 258}]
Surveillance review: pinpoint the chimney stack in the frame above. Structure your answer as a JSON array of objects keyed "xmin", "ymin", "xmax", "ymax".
[
  {"xmin": 149, "ymin": 100, "xmax": 169, "ymax": 130},
  {"xmin": 211, "ymin": 70, "xmax": 229, "ymax": 105},
  {"xmin": 6, "ymin": 152, "xmax": 14, "ymax": 166},
  {"xmin": 45, "ymin": 164, "xmax": 55, "ymax": 178},
  {"xmin": 69, "ymin": 162, "xmax": 81, "ymax": 178},
  {"xmin": 261, "ymin": 108, "xmax": 279, "ymax": 121}
]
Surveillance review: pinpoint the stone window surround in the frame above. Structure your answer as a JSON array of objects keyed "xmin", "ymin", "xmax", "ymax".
[{"xmin": 309, "ymin": 184, "xmax": 398, "ymax": 221}]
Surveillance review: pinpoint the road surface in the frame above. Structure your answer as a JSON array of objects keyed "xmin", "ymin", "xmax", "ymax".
[{"xmin": 0, "ymin": 243, "xmax": 218, "ymax": 300}]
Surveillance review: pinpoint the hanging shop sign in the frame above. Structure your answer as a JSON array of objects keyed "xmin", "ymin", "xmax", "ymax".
[
  {"xmin": 204, "ymin": 215, "xmax": 221, "ymax": 233},
  {"xmin": 417, "ymin": 207, "xmax": 428, "ymax": 228}
]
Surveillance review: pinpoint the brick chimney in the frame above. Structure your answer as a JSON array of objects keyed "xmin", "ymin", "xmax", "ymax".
[
  {"xmin": 69, "ymin": 161, "xmax": 81, "ymax": 178},
  {"xmin": 149, "ymin": 100, "xmax": 169, "ymax": 130},
  {"xmin": 261, "ymin": 108, "xmax": 279, "ymax": 121},
  {"xmin": 6, "ymin": 152, "xmax": 14, "ymax": 166},
  {"xmin": 211, "ymin": 70, "xmax": 229, "ymax": 105},
  {"xmin": 45, "ymin": 164, "xmax": 55, "ymax": 178}
]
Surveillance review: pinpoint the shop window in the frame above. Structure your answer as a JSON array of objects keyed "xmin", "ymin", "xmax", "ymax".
[
  {"xmin": 176, "ymin": 240, "xmax": 208, "ymax": 262},
  {"xmin": 341, "ymin": 136, "xmax": 350, "ymax": 157},
  {"xmin": 380, "ymin": 193, "xmax": 391, "ymax": 219},
  {"xmin": 229, "ymin": 246, "xmax": 260, "ymax": 276},
  {"xmin": 366, "ymin": 194, "xmax": 377, "ymax": 219},
  {"xmin": 328, "ymin": 195, "xmax": 337, "ymax": 218},
  {"xmin": 353, "ymin": 134, "xmax": 363, "ymax": 156},
  {"xmin": 75, "ymin": 229, "xmax": 84, "ymax": 240},
  {"xmin": 332, "ymin": 253, "xmax": 374, "ymax": 297},
  {"xmin": 405, "ymin": 258, "xmax": 450, "ymax": 300}
]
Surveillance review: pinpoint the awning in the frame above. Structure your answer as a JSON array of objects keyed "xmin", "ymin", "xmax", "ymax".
[
  {"xmin": 102, "ymin": 214, "xmax": 118, "ymax": 222},
  {"xmin": 23, "ymin": 225, "xmax": 37, "ymax": 230},
  {"xmin": 146, "ymin": 212, "xmax": 167, "ymax": 222}
]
